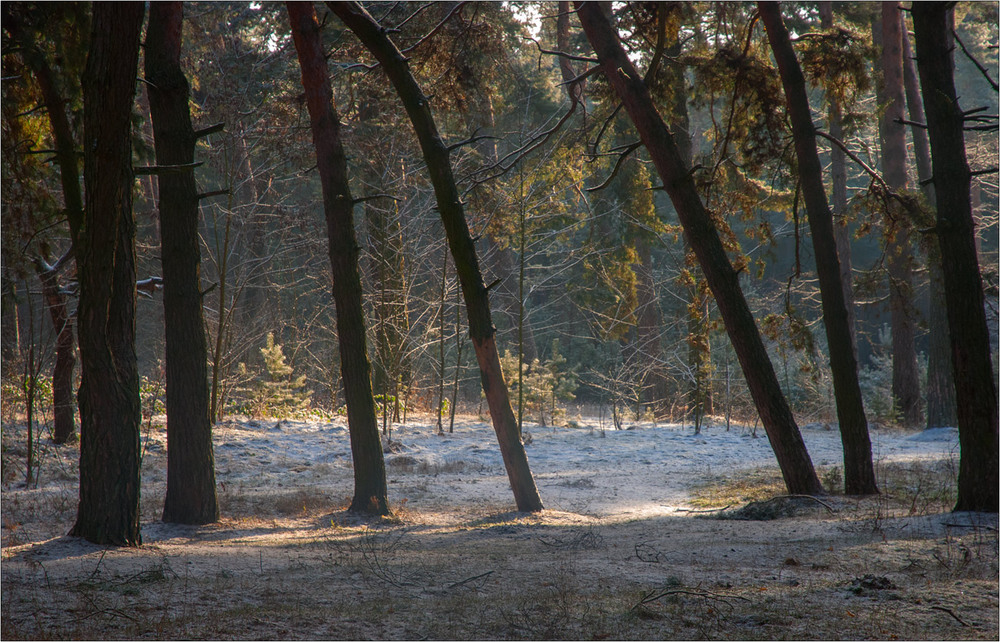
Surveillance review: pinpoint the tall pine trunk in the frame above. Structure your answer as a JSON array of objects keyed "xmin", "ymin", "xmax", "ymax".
[
  {"xmin": 287, "ymin": 1, "xmax": 389, "ymax": 515},
  {"xmin": 819, "ymin": 1, "xmax": 858, "ymax": 363},
  {"xmin": 877, "ymin": 3, "xmax": 922, "ymax": 427},
  {"xmin": 911, "ymin": 3, "xmax": 998, "ymax": 512},
  {"xmin": 759, "ymin": 2, "xmax": 877, "ymax": 495},
  {"xmin": 330, "ymin": 0, "xmax": 543, "ymax": 512},
  {"xmin": 900, "ymin": 21, "xmax": 957, "ymax": 430},
  {"xmin": 70, "ymin": 2, "xmax": 145, "ymax": 546},
  {"xmin": 576, "ymin": 1, "xmax": 823, "ymax": 496},
  {"xmin": 145, "ymin": 1, "xmax": 220, "ymax": 525}
]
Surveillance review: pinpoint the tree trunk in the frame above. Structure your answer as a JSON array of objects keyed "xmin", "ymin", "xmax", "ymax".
[
  {"xmin": 8, "ymin": 19, "xmax": 83, "ymax": 445},
  {"xmin": 287, "ymin": 1, "xmax": 389, "ymax": 516},
  {"xmin": 69, "ymin": 2, "xmax": 145, "ymax": 547},
  {"xmin": 576, "ymin": 1, "xmax": 823, "ymax": 495},
  {"xmin": 330, "ymin": 0, "xmax": 543, "ymax": 512},
  {"xmin": 877, "ymin": 3, "xmax": 922, "ymax": 428},
  {"xmin": 900, "ymin": 21, "xmax": 957, "ymax": 430},
  {"xmin": 819, "ymin": 1, "xmax": 858, "ymax": 363},
  {"xmin": 35, "ymin": 258, "xmax": 76, "ymax": 444},
  {"xmin": 145, "ymin": 1, "xmax": 220, "ymax": 525},
  {"xmin": 759, "ymin": 2, "xmax": 877, "ymax": 495},
  {"xmin": 911, "ymin": 3, "xmax": 998, "ymax": 512}
]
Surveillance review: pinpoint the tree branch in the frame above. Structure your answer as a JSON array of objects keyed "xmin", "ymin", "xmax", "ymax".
[
  {"xmin": 586, "ymin": 141, "xmax": 643, "ymax": 192},
  {"xmin": 193, "ymin": 122, "xmax": 225, "ymax": 139},
  {"xmin": 134, "ymin": 161, "xmax": 203, "ymax": 175},
  {"xmin": 953, "ymin": 28, "xmax": 999, "ymax": 92}
]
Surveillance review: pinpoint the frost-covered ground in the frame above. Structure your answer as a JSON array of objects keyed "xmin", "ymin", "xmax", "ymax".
[
  {"xmin": 4, "ymin": 415, "xmax": 996, "ymax": 641},
  {"xmin": 206, "ymin": 415, "xmax": 961, "ymax": 519}
]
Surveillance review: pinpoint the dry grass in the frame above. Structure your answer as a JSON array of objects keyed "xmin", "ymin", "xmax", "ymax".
[{"xmin": 1, "ymin": 420, "xmax": 996, "ymax": 640}]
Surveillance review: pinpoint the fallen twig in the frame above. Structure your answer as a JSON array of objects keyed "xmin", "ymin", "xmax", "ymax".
[
  {"xmin": 930, "ymin": 605, "xmax": 970, "ymax": 627},
  {"xmin": 448, "ymin": 570, "xmax": 493, "ymax": 589}
]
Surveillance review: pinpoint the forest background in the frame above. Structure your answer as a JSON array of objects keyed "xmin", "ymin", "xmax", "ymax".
[{"xmin": 1, "ymin": 1, "xmax": 997, "ymax": 512}]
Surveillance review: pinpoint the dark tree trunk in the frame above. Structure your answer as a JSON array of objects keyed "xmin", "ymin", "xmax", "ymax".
[
  {"xmin": 911, "ymin": 3, "xmax": 999, "ymax": 513},
  {"xmin": 759, "ymin": 2, "xmax": 877, "ymax": 495},
  {"xmin": 634, "ymin": 238, "xmax": 670, "ymax": 418},
  {"xmin": 330, "ymin": 0, "xmax": 543, "ymax": 512},
  {"xmin": 287, "ymin": 1, "xmax": 389, "ymax": 515},
  {"xmin": 8, "ymin": 19, "xmax": 83, "ymax": 445},
  {"xmin": 36, "ymin": 258, "xmax": 76, "ymax": 444},
  {"xmin": 900, "ymin": 21, "xmax": 957, "ymax": 430},
  {"xmin": 819, "ymin": 1, "xmax": 858, "ymax": 363},
  {"xmin": 575, "ymin": 1, "xmax": 823, "ymax": 495},
  {"xmin": 878, "ymin": 3, "xmax": 922, "ymax": 428},
  {"xmin": 69, "ymin": 2, "xmax": 145, "ymax": 547},
  {"xmin": 145, "ymin": 1, "xmax": 220, "ymax": 525}
]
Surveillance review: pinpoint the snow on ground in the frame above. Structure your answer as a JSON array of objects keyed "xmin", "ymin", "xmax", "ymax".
[{"xmin": 203, "ymin": 415, "xmax": 960, "ymax": 521}]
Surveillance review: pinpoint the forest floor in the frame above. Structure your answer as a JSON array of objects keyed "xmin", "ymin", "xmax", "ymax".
[{"xmin": 1, "ymin": 413, "xmax": 997, "ymax": 640}]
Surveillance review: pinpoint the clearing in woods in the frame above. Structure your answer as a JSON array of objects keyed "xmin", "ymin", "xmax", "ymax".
[{"xmin": 2, "ymin": 415, "xmax": 997, "ymax": 639}]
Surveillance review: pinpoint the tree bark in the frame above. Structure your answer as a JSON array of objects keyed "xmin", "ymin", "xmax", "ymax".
[
  {"xmin": 7, "ymin": 17, "xmax": 82, "ymax": 444},
  {"xmin": 878, "ymin": 3, "xmax": 922, "ymax": 428},
  {"xmin": 900, "ymin": 20, "xmax": 957, "ymax": 430},
  {"xmin": 35, "ymin": 258, "xmax": 76, "ymax": 444},
  {"xmin": 69, "ymin": 2, "xmax": 145, "ymax": 546},
  {"xmin": 818, "ymin": 1, "xmax": 858, "ymax": 364},
  {"xmin": 759, "ymin": 2, "xmax": 877, "ymax": 495},
  {"xmin": 575, "ymin": 1, "xmax": 823, "ymax": 495},
  {"xmin": 330, "ymin": 0, "xmax": 543, "ymax": 512},
  {"xmin": 287, "ymin": 1, "xmax": 389, "ymax": 515},
  {"xmin": 145, "ymin": 1, "xmax": 220, "ymax": 525},
  {"xmin": 911, "ymin": 3, "xmax": 998, "ymax": 512}
]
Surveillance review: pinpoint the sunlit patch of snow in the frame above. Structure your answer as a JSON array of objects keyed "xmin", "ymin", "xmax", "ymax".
[{"xmin": 206, "ymin": 415, "xmax": 960, "ymax": 520}]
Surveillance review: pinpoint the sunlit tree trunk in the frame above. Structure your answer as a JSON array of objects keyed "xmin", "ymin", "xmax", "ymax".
[
  {"xmin": 819, "ymin": 1, "xmax": 857, "ymax": 363},
  {"xmin": 287, "ymin": 0, "xmax": 389, "ymax": 515},
  {"xmin": 70, "ymin": 2, "xmax": 145, "ymax": 547},
  {"xmin": 911, "ymin": 3, "xmax": 998, "ymax": 512},
  {"xmin": 760, "ymin": 1, "xmax": 877, "ymax": 495},
  {"xmin": 8, "ymin": 17, "xmax": 82, "ymax": 445},
  {"xmin": 576, "ymin": 1, "xmax": 823, "ymax": 495},
  {"xmin": 877, "ymin": 3, "xmax": 922, "ymax": 427},
  {"xmin": 331, "ymin": 0, "xmax": 543, "ymax": 512},
  {"xmin": 146, "ymin": 1, "xmax": 220, "ymax": 525}
]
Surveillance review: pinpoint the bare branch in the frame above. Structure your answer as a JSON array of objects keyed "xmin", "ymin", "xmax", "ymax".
[
  {"xmin": 523, "ymin": 36, "xmax": 599, "ymax": 64},
  {"xmin": 586, "ymin": 142, "xmax": 643, "ymax": 192},
  {"xmin": 400, "ymin": 2, "xmax": 467, "ymax": 55},
  {"xmin": 193, "ymin": 122, "xmax": 225, "ymax": 139},
  {"xmin": 134, "ymin": 161, "xmax": 203, "ymax": 175},
  {"xmin": 953, "ymin": 28, "xmax": 999, "ymax": 92}
]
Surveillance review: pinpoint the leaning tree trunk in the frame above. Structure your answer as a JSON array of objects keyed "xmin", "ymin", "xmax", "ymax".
[
  {"xmin": 575, "ymin": 1, "xmax": 823, "ymax": 495},
  {"xmin": 69, "ymin": 2, "xmax": 145, "ymax": 547},
  {"xmin": 287, "ymin": 0, "xmax": 389, "ymax": 516},
  {"xmin": 911, "ymin": 3, "xmax": 999, "ymax": 513},
  {"xmin": 877, "ymin": 3, "xmax": 922, "ymax": 428},
  {"xmin": 146, "ymin": 1, "xmax": 220, "ymax": 525},
  {"xmin": 8, "ymin": 19, "xmax": 83, "ymax": 444},
  {"xmin": 900, "ymin": 21, "xmax": 957, "ymax": 430},
  {"xmin": 759, "ymin": 2, "xmax": 877, "ymax": 495},
  {"xmin": 330, "ymin": 0, "xmax": 543, "ymax": 512}
]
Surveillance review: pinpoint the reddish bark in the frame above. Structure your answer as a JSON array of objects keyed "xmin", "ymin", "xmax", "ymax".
[
  {"xmin": 330, "ymin": 0, "xmax": 543, "ymax": 512},
  {"xmin": 287, "ymin": 1, "xmax": 389, "ymax": 515}
]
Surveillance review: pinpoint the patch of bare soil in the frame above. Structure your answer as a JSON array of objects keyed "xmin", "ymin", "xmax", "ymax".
[{"xmin": 2, "ymin": 418, "xmax": 997, "ymax": 640}]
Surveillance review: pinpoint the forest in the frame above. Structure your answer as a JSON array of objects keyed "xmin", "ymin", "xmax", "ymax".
[{"xmin": 1, "ymin": 1, "xmax": 998, "ymax": 639}]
